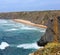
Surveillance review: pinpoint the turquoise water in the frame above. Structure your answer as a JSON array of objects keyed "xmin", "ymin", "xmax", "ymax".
[{"xmin": 0, "ymin": 19, "xmax": 46, "ymax": 55}]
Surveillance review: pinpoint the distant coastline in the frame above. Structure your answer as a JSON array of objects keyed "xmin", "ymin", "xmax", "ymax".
[{"xmin": 13, "ymin": 19, "xmax": 47, "ymax": 29}]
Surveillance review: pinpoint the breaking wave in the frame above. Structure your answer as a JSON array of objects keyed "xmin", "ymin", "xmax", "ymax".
[
  {"xmin": 0, "ymin": 42, "xmax": 9, "ymax": 50},
  {"xmin": 20, "ymin": 27, "xmax": 37, "ymax": 30},
  {"xmin": 17, "ymin": 42, "xmax": 43, "ymax": 49},
  {"xmin": 5, "ymin": 28, "xmax": 19, "ymax": 31},
  {"xmin": 0, "ymin": 19, "xmax": 8, "ymax": 23},
  {"xmin": 0, "ymin": 42, "xmax": 43, "ymax": 50},
  {"xmin": 0, "ymin": 19, "xmax": 46, "ymax": 32}
]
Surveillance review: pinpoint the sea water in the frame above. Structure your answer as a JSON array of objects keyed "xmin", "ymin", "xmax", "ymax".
[{"xmin": 0, "ymin": 19, "xmax": 46, "ymax": 55}]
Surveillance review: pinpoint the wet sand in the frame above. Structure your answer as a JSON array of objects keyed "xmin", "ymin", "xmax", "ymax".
[{"xmin": 13, "ymin": 19, "xmax": 47, "ymax": 28}]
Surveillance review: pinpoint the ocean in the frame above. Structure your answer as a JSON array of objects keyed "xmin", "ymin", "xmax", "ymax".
[{"xmin": 0, "ymin": 19, "xmax": 46, "ymax": 55}]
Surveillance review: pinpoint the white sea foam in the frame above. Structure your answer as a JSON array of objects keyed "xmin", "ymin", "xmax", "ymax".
[
  {"xmin": 40, "ymin": 29, "xmax": 46, "ymax": 32},
  {"xmin": 20, "ymin": 26, "xmax": 46, "ymax": 32},
  {"xmin": 2, "ymin": 24, "xmax": 15, "ymax": 25},
  {"xmin": 17, "ymin": 43, "xmax": 43, "ymax": 49},
  {"xmin": 0, "ymin": 42, "xmax": 9, "ymax": 50},
  {"xmin": 5, "ymin": 28, "xmax": 19, "ymax": 31},
  {"xmin": 20, "ymin": 25, "xmax": 46, "ymax": 32},
  {"xmin": 20, "ymin": 27, "xmax": 37, "ymax": 30},
  {"xmin": 4, "ymin": 27, "xmax": 36, "ymax": 32},
  {"xmin": 0, "ymin": 42, "xmax": 43, "ymax": 50},
  {"xmin": 5, "ymin": 27, "xmax": 46, "ymax": 32},
  {"xmin": 0, "ymin": 19, "xmax": 8, "ymax": 23},
  {"xmin": 1, "ymin": 20, "xmax": 46, "ymax": 32}
]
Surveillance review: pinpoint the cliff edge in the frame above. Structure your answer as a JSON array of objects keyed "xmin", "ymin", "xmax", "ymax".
[
  {"xmin": 29, "ymin": 43, "xmax": 60, "ymax": 55},
  {"xmin": 37, "ymin": 16, "xmax": 60, "ymax": 46}
]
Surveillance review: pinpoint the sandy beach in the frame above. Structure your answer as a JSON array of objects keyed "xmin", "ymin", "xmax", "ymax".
[{"xmin": 13, "ymin": 19, "xmax": 47, "ymax": 28}]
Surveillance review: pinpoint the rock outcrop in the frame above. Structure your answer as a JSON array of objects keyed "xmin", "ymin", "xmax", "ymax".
[{"xmin": 37, "ymin": 16, "xmax": 60, "ymax": 46}]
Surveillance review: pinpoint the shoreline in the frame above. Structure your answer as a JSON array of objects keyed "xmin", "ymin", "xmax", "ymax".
[{"xmin": 13, "ymin": 19, "xmax": 47, "ymax": 28}]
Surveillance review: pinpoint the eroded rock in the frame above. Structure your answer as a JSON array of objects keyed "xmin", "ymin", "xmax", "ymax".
[{"xmin": 37, "ymin": 16, "xmax": 60, "ymax": 46}]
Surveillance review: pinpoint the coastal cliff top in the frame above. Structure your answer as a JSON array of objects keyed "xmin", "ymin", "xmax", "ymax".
[{"xmin": 30, "ymin": 42, "xmax": 60, "ymax": 55}]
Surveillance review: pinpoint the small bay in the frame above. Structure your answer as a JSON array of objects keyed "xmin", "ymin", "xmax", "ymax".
[{"xmin": 0, "ymin": 19, "xmax": 46, "ymax": 55}]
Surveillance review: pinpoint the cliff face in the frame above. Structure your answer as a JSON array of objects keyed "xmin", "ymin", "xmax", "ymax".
[
  {"xmin": 0, "ymin": 10, "xmax": 60, "ymax": 25},
  {"xmin": 37, "ymin": 16, "xmax": 60, "ymax": 46}
]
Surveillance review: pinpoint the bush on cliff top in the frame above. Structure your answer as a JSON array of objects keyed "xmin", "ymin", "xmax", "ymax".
[{"xmin": 33, "ymin": 42, "xmax": 60, "ymax": 55}]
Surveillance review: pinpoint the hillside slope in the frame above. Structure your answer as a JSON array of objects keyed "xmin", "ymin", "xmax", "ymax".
[{"xmin": 0, "ymin": 10, "xmax": 60, "ymax": 25}]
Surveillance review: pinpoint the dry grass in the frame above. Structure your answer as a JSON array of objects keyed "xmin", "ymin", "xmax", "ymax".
[{"xmin": 30, "ymin": 42, "xmax": 60, "ymax": 55}]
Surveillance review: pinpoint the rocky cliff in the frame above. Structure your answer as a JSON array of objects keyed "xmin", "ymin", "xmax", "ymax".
[
  {"xmin": 37, "ymin": 16, "xmax": 60, "ymax": 46},
  {"xmin": 0, "ymin": 10, "xmax": 60, "ymax": 55},
  {"xmin": 0, "ymin": 10, "xmax": 60, "ymax": 45},
  {"xmin": 0, "ymin": 10, "xmax": 60, "ymax": 25}
]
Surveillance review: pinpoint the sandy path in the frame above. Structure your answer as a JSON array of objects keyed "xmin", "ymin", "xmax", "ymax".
[{"xmin": 13, "ymin": 19, "xmax": 47, "ymax": 28}]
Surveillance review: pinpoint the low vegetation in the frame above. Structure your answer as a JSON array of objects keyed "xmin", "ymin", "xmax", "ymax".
[{"xmin": 32, "ymin": 42, "xmax": 60, "ymax": 55}]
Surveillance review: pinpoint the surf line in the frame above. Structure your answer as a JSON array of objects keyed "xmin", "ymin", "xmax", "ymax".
[{"xmin": 13, "ymin": 19, "xmax": 47, "ymax": 29}]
